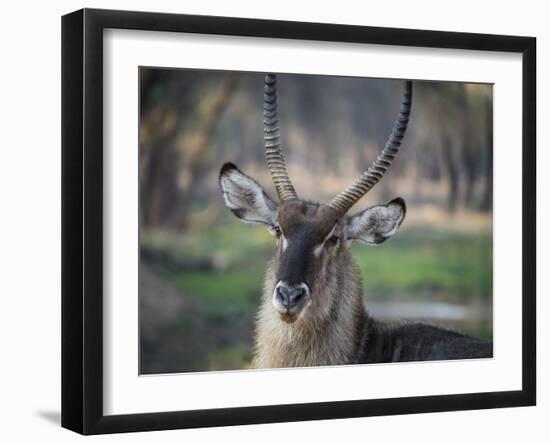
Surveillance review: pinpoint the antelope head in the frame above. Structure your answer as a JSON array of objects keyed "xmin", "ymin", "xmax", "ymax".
[{"xmin": 220, "ymin": 74, "xmax": 412, "ymax": 324}]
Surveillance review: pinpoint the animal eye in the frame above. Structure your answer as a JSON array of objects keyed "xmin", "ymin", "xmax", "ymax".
[
  {"xmin": 273, "ymin": 226, "xmax": 282, "ymax": 238},
  {"xmin": 326, "ymin": 235, "xmax": 339, "ymax": 246}
]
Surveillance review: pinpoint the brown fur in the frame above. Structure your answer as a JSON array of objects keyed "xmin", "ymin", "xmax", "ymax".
[
  {"xmin": 251, "ymin": 201, "xmax": 492, "ymax": 368},
  {"xmin": 252, "ymin": 202, "xmax": 367, "ymax": 368}
]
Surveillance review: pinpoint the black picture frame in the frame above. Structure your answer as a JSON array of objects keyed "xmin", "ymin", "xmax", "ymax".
[{"xmin": 61, "ymin": 8, "xmax": 536, "ymax": 435}]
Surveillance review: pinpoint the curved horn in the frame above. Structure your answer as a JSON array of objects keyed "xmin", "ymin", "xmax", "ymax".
[
  {"xmin": 264, "ymin": 74, "xmax": 298, "ymax": 201},
  {"xmin": 328, "ymin": 80, "xmax": 412, "ymax": 214}
]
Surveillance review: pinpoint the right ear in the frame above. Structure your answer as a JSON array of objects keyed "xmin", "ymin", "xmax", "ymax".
[{"xmin": 219, "ymin": 162, "xmax": 278, "ymax": 229}]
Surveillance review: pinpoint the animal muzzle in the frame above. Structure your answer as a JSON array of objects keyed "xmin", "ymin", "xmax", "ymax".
[{"xmin": 272, "ymin": 281, "xmax": 310, "ymax": 318}]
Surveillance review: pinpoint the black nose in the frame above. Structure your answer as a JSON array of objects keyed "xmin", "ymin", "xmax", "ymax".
[{"xmin": 276, "ymin": 286, "xmax": 307, "ymax": 309}]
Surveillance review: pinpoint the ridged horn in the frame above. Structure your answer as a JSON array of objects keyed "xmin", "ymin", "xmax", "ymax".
[
  {"xmin": 328, "ymin": 80, "xmax": 412, "ymax": 214},
  {"xmin": 264, "ymin": 74, "xmax": 298, "ymax": 202}
]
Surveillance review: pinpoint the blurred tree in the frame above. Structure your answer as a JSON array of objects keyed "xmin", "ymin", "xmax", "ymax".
[
  {"xmin": 139, "ymin": 70, "xmax": 493, "ymax": 228},
  {"xmin": 480, "ymin": 94, "xmax": 493, "ymax": 212},
  {"xmin": 140, "ymin": 71, "xmax": 238, "ymax": 229}
]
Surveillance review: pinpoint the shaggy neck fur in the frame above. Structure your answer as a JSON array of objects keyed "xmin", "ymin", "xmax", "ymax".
[{"xmin": 252, "ymin": 249, "xmax": 367, "ymax": 369}]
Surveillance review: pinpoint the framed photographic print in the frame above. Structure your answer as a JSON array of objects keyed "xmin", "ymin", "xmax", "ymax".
[{"xmin": 61, "ymin": 8, "xmax": 536, "ymax": 435}]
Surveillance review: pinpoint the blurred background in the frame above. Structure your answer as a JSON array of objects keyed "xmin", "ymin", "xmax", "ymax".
[{"xmin": 139, "ymin": 68, "xmax": 493, "ymax": 374}]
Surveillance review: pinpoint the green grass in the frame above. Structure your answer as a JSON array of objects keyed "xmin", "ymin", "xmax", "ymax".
[
  {"xmin": 351, "ymin": 228, "xmax": 492, "ymax": 297},
  {"xmin": 173, "ymin": 266, "xmax": 265, "ymax": 306},
  {"xmin": 142, "ymin": 213, "xmax": 274, "ymax": 266}
]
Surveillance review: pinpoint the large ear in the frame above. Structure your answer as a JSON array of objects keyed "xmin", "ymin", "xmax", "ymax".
[
  {"xmin": 344, "ymin": 198, "xmax": 406, "ymax": 245},
  {"xmin": 219, "ymin": 162, "xmax": 278, "ymax": 228}
]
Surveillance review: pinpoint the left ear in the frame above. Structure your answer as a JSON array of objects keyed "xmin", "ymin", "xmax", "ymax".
[{"xmin": 344, "ymin": 198, "xmax": 406, "ymax": 245}]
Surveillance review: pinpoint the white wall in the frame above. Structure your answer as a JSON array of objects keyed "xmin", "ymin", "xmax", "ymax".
[{"xmin": 0, "ymin": 1, "xmax": 545, "ymax": 441}]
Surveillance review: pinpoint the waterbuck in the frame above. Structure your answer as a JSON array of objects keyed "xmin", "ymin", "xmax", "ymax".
[{"xmin": 219, "ymin": 74, "xmax": 492, "ymax": 368}]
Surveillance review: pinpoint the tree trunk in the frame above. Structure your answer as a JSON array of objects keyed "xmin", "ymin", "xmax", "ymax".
[
  {"xmin": 480, "ymin": 96, "xmax": 493, "ymax": 212},
  {"xmin": 442, "ymin": 132, "xmax": 459, "ymax": 212},
  {"xmin": 171, "ymin": 75, "xmax": 239, "ymax": 229}
]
